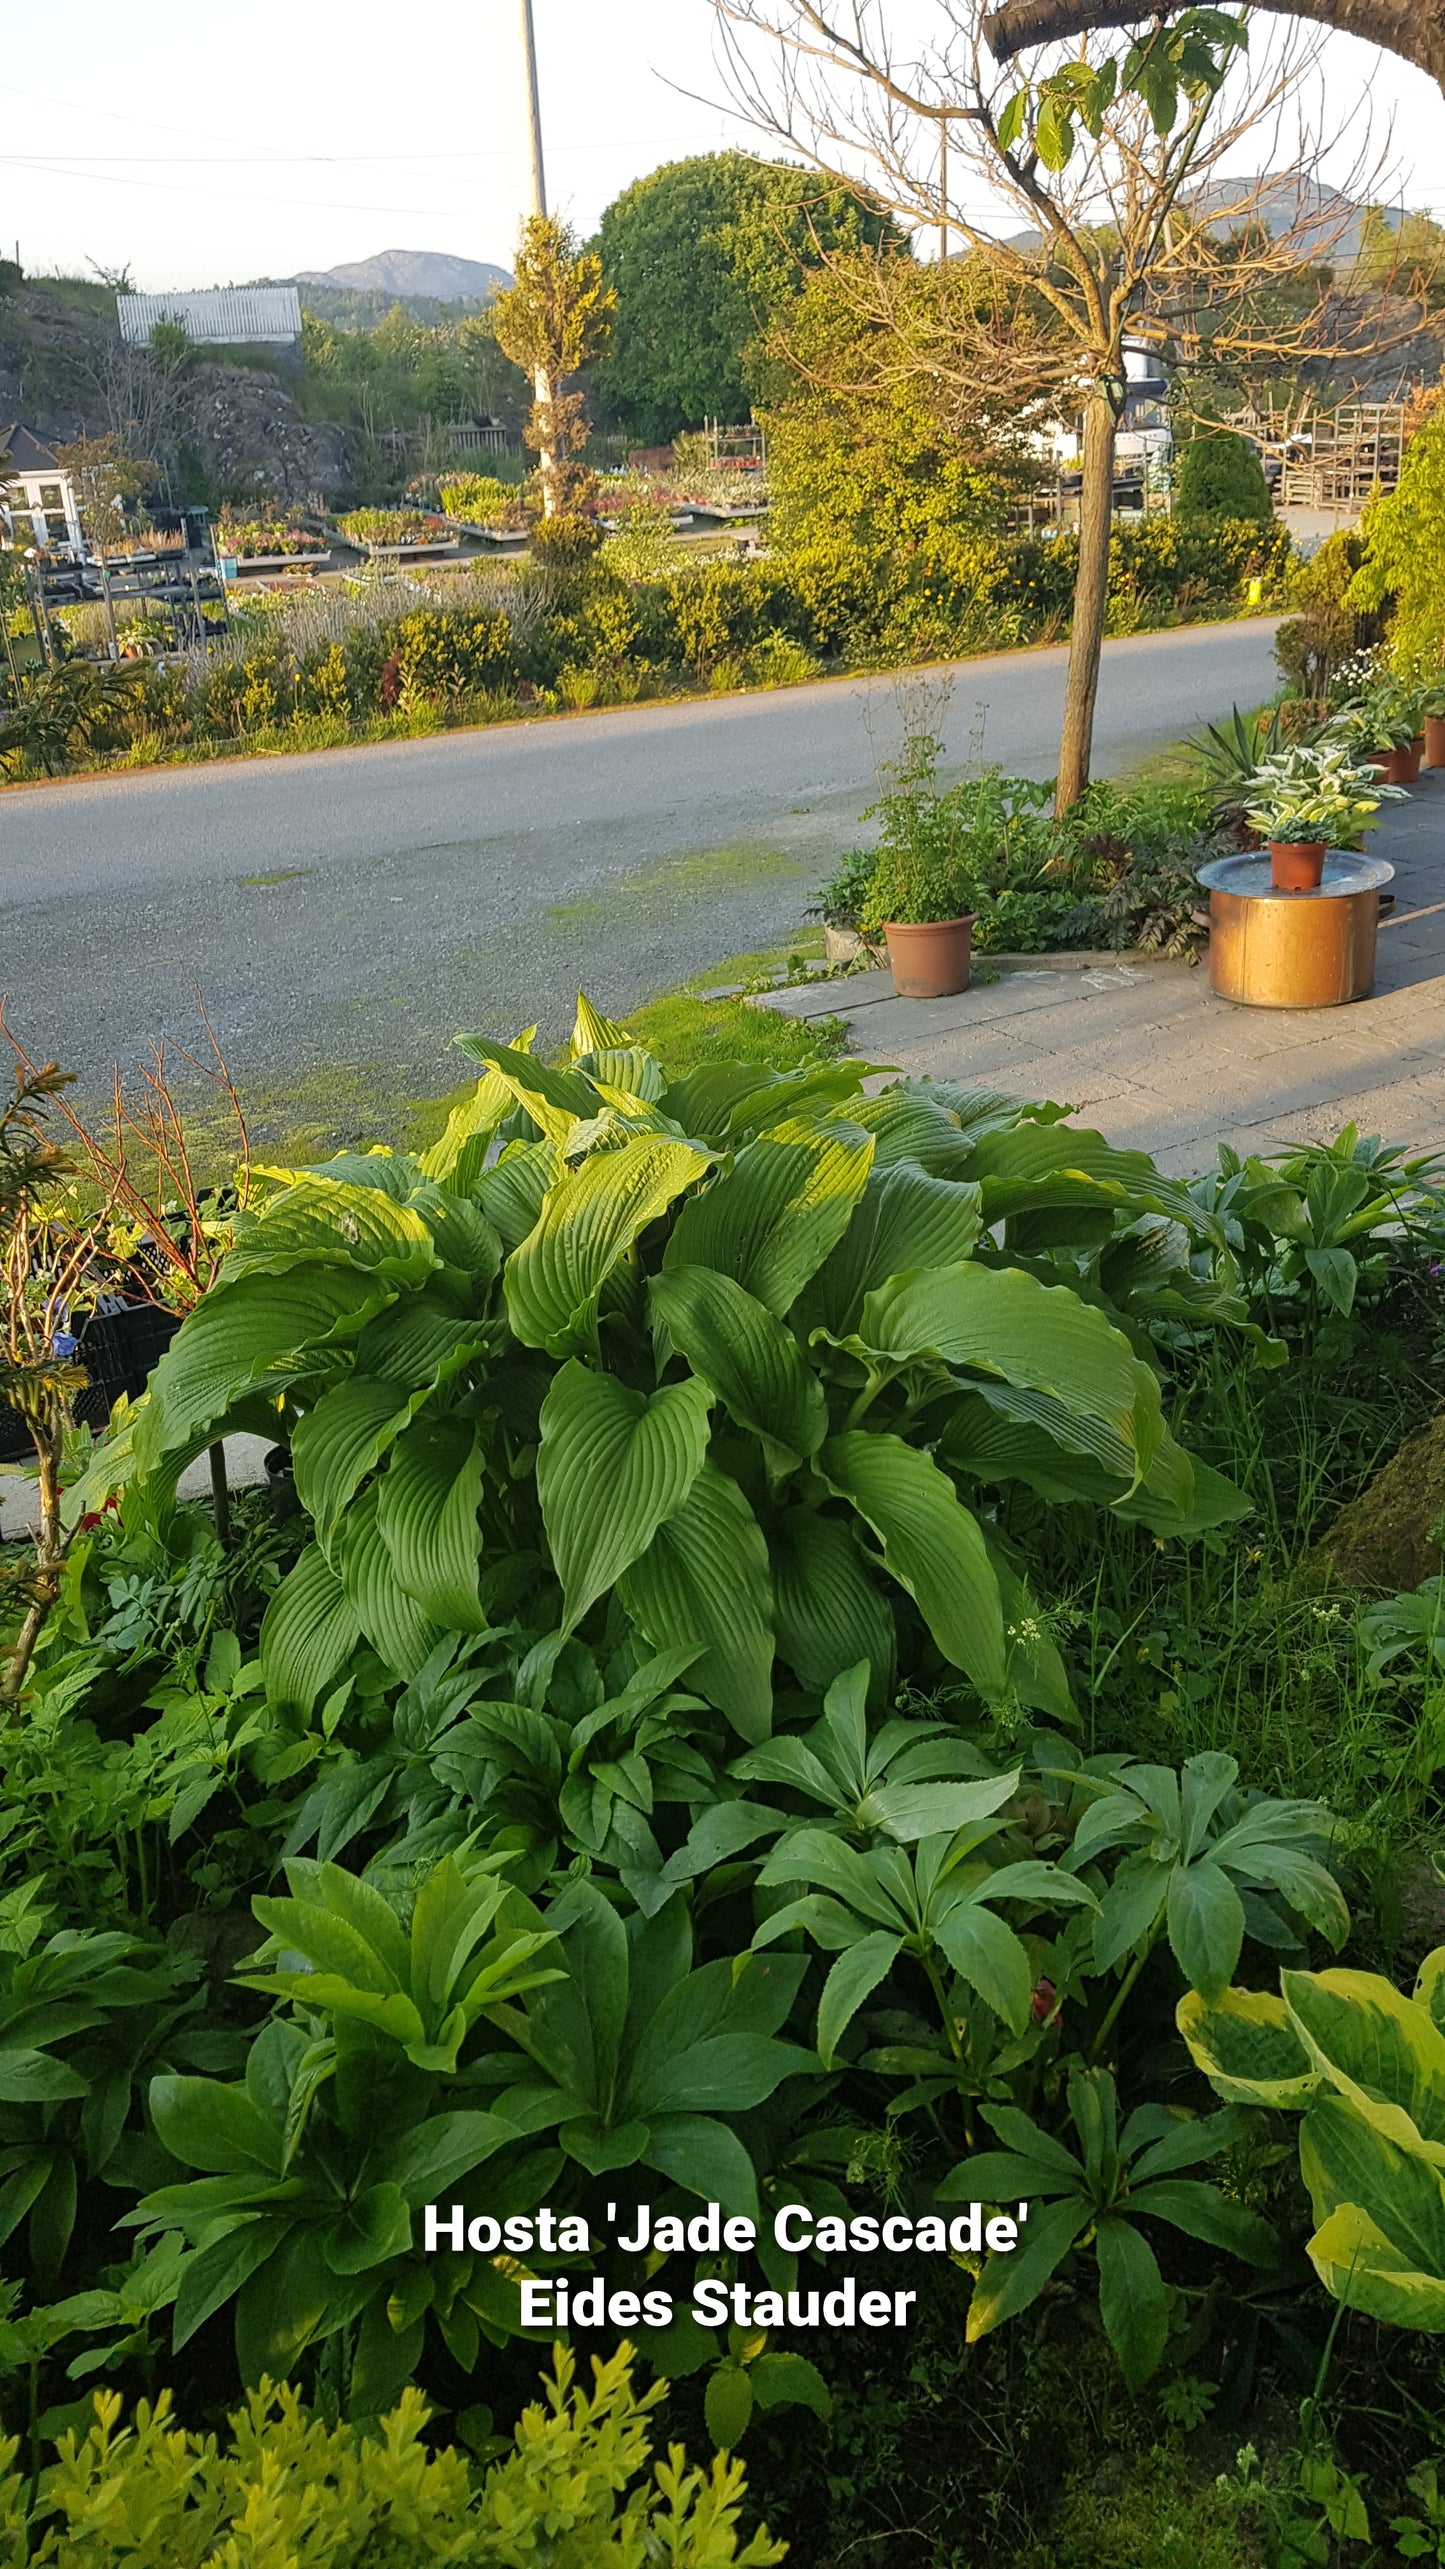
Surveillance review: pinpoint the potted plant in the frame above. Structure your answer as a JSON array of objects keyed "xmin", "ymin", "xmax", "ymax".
[
  {"xmin": 1333, "ymin": 682, "xmax": 1424, "ymax": 783},
  {"xmin": 1243, "ymin": 743, "xmax": 1405, "ymax": 890},
  {"xmin": 1421, "ymin": 676, "xmax": 1445, "ymax": 770},
  {"xmin": 860, "ymin": 862, "xmax": 977, "ymax": 996},
  {"xmin": 857, "ymin": 790, "xmax": 978, "ymax": 997}
]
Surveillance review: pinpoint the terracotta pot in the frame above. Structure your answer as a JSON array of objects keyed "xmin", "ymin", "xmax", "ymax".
[
  {"xmin": 883, "ymin": 914, "xmax": 976, "ymax": 998},
  {"xmin": 1424, "ymin": 713, "xmax": 1445, "ymax": 768},
  {"xmin": 1268, "ymin": 839, "xmax": 1328, "ymax": 891},
  {"xmin": 1374, "ymin": 741, "xmax": 1420, "ymax": 784}
]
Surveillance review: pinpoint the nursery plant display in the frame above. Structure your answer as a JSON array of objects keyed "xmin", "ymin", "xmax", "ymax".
[{"xmin": 214, "ymin": 513, "xmax": 326, "ymax": 562}]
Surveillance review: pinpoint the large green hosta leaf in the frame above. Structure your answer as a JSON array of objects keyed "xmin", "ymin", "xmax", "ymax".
[
  {"xmin": 454, "ymin": 1032, "xmax": 601, "ymax": 1145},
  {"xmin": 821, "ymin": 1431, "xmax": 1007, "ymax": 1697},
  {"xmin": 798, "ymin": 1160, "xmax": 984, "ymax": 1340},
  {"xmin": 260, "ymin": 1543, "xmax": 360, "ymax": 1715},
  {"xmin": 348, "ymin": 1290, "xmax": 486, "ymax": 1395},
  {"xmin": 771, "ymin": 1509, "xmax": 895, "ymax": 1703},
  {"xmin": 376, "ymin": 1416, "xmax": 487, "ymax": 1631},
  {"xmin": 506, "ymin": 1136, "xmax": 709, "ymax": 1355},
  {"xmin": 664, "ymin": 1114, "xmax": 875, "ymax": 1318},
  {"xmin": 965, "ymin": 1123, "xmax": 1220, "ymax": 1243},
  {"xmin": 649, "ymin": 1267, "xmax": 826, "ymax": 1476},
  {"xmin": 852, "ymin": 1263, "xmax": 1165, "ymax": 1493},
  {"xmin": 291, "ymin": 1376, "xmax": 413, "ymax": 1558},
  {"xmin": 136, "ymin": 1266, "xmax": 391, "ymax": 1476},
  {"xmin": 620, "ymin": 1464, "xmax": 775, "ymax": 1740},
  {"xmin": 476, "ymin": 1141, "xmax": 557, "ymax": 1252},
  {"xmin": 848, "ymin": 1088, "xmax": 982, "ymax": 1178},
  {"xmin": 942, "ymin": 1389, "xmax": 1248, "ymax": 1537},
  {"xmin": 222, "ymin": 1180, "xmax": 438, "ymax": 1290},
  {"xmin": 537, "ymin": 1361, "xmax": 712, "ymax": 1635},
  {"xmin": 418, "ymin": 1041, "xmax": 531, "ymax": 1188},
  {"xmin": 337, "ymin": 1485, "xmax": 446, "ymax": 1678}
]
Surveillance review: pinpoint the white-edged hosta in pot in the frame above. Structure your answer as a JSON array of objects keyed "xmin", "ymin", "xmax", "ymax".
[{"xmin": 1242, "ymin": 743, "xmax": 1405, "ymax": 890}]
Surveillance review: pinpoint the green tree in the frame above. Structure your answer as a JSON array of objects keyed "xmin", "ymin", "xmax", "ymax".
[
  {"xmin": 1356, "ymin": 201, "xmax": 1445, "ymax": 303},
  {"xmin": 593, "ymin": 153, "xmax": 904, "ymax": 444},
  {"xmin": 492, "ymin": 216, "xmax": 616, "ymax": 518},
  {"xmin": 1173, "ymin": 427, "xmax": 1272, "ymax": 523},
  {"xmin": 760, "ymin": 255, "xmax": 1020, "ymax": 652},
  {"xmin": 1349, "ymin": 392, "xmax": 1445, "ymax": 673}
]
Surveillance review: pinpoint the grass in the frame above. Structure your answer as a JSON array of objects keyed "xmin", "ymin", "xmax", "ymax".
[
  {"xmin": 1013, "ymin": 1278, "xmax": 1445, "ymax": 1902},
  {"xmin": 1117, "ymin": 695, "xmax": 1281, "ymax": 790},
  {"xmin": 628, "ymin": 988, "xmax": 847, "ymax": 1077}
]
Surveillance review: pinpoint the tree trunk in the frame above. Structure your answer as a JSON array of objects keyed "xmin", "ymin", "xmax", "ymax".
[
  {"xmin": 0, "ymin": 1427, "xmax": 66, "ymax": 1713},
  {"xmin": 1056, "ymin": 391, "xmax": 1118, "ymax": 813},
  {"xmin": 534, "ymin": 364, "xmax": 557, "ymax": 517},
  {"xmin": 983, "ymin": 0, "xmax": 1445, "ymax": 88}
]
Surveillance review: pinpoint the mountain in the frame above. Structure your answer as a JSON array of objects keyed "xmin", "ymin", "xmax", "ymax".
[
  {"xmin": 1002, "ymin": 178, "xmax": 1405, "ymax": 265},
  {"xmin": 293, "ymin": 249, "xmax": 511, "ymax": 299},
  {"xmin": 1185, "ymin": 177, "xmax": 1404, "ymax": 265}
]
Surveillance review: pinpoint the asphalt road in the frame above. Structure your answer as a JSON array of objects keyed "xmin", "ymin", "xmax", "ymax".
[{"xmin": 0, "ymin": 617, "xmax": 1281, "ymax": 1125}]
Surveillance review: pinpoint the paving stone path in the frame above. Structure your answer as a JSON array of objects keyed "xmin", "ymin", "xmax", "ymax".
[{"xmin": 761, "ymin": 775, "xmax": 1445, "ymax": 1174}]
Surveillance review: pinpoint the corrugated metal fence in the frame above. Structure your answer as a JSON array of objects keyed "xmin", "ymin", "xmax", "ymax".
[{"xmin": 117, "ymin": 286, "xmax": 302, "ymax": 345}]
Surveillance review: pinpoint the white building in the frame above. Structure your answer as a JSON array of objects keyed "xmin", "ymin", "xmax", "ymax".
[
  {"xmin": 116, "ymin": 285, "xmax": 302, "ymax": 346},
  {"xmin": 0, "ymin": 424, "xmax": 84, "ymax": 553}
]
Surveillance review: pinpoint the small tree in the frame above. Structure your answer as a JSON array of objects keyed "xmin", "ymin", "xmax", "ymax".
[
  {"xmin": 1348, "ymin": 392, "xmax": 1445, "ymax": 674},
  {"xmin": 1174, "ymin": 426, "xmax": 1272, "ymax": 521},
  {"xmin": 713, "ymin": 0, "xmax": 1405, "ymax": 803},
  {"xmin": 54, "ymin": 433, "xmax": 152, "ymax": 554},
  {"xmin": 594, "ymin": 151, "xmax": 904, "ymax": 441},
  {"xmin": 491, "ymin": 216, "xmax": 617, "ymax": 519}
]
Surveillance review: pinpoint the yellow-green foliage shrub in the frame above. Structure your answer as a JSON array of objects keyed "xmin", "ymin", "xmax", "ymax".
[
  {"xmin": 199, "ymin": 652, "xmax": 289, "ymax": 738},
  {"xmin": 6, "ymin": 2348, "xmax": 783, "ymax": 2569},
  {"xmin": 297, "ymin": 642, "xmax": 353, "ymax": 720},
  {"xmin": 388, "ymin": 609, "xmax": 518, "ymax": 703},
  {"xmin": 439, "ymin": 476, "xmax": 518, "ymax": 527},
  {"xmin": 1349, "ymin": 392, "xmax": 1445, "ymax": 676}
]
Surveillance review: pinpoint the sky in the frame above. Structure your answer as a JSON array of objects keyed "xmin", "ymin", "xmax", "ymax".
[{"xmin": 6, "ymin": 0, "xmax": 1445, "ymax": 290}]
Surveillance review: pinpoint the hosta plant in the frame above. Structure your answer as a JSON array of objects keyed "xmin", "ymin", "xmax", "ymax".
[
  {"xmin": 1181, "ymin": 1948, "xmax": 1445, "ymax": 2330},
  {"xmin": 107, "ymin": 993, "xmax": 1249, "ymax": 1748},
  {"xmin": 1242, "ymin": 742, "xmax": 1404, "ymax": 844}
]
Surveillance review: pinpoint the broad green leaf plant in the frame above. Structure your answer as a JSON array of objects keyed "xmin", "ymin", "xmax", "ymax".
[
  {"xmin": 1181, "ymin": 1947, "xmax": 1445, "ymax": 2334},
  {"xmin": 112, "ymin": 993, "xmax": 1245, "ymax": 1745},
  {"xmin": 940, "ymin": 2065, "xmax": 1276, "ymax": 2384}
]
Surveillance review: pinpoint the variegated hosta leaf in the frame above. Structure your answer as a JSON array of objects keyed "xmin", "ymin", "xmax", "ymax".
[{"xmin": 1177, "ymin": 1986, "xmax": 1318, "ymax": 2109}]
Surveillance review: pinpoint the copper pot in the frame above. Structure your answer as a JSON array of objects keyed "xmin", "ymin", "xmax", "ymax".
[
  {"xmin": 1268, "ymin": 839, "xmax": 1327, "ymax": 891},
  {"xmin": 1424, "ymin": 714, "xmax": 1445, "ymax": 768},
  {"xmin": 1199, "ymin": 850, "xmax": 1393, "ymax": 1007},
  {"xmin": 883, "ymin": 915, "xmax": 976, "ymax": 999}
]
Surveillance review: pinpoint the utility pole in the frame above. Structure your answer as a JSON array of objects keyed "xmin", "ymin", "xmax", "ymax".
[{"xmin": 519, "ymin": 0, "xmax": 547, "ymax": 216}]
